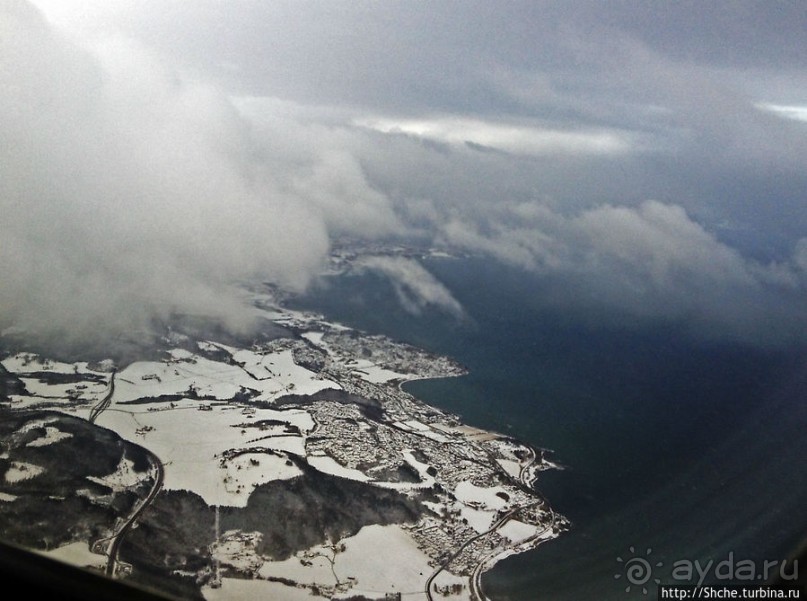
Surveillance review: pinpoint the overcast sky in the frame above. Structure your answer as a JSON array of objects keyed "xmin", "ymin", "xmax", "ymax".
[{"xmin": 2, "ymin": 0, "xmax": 806, "ymax": 347}]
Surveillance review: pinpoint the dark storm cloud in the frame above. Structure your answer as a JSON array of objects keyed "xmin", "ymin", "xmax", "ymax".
[
  {"xmin": 63, "ymin": 1, "xmax": 807, "ymax": 115},
  {"xmin": 567, "ymin": 0, "xmax": 807, "ymax": 70},
  {"xmin": 57, "ymin": 0, "xmax": 807, "ymax": 238},
  {"xmin": 8, "ymin": 0, "xmax": 807, "ymax": 347}
]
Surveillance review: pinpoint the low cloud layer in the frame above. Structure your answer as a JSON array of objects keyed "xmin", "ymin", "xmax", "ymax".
[
  {"xmin": 439, "ymin": 200, "xmax": 807, "ymax": 345},
  {"xmin": 0, "ymin": 3, "xmax": 393, "ymax": 346},
  {"xmin": 3, "ymin": 1, "xmax": 807, "ymax": 350},
  {"xmin": 353, "ymin": 256, "xmax": 466, "ymax": 320},
  {"xmin": 354, "ymin": 116, "xmax": 638, "ymax": 157}
]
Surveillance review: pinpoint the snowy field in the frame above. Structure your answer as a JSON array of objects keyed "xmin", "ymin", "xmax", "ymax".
[
  {"xmin": 96, "ymin": 400, "xmax": 313, "ymax": 507},
  {"xmin": 0, "ymin": 305, "xmax": 561, "ymax": 600},
  {"xmin": 86, "ymin": 456, "xmax": 150, "ymax": 493},
  {"xmin": 332, "ymin": 524, "xmax": 433, "ymax": 598},
  {"xmin": 2, "ymin": 353, "xmax": 112, "ymax": 407},
  {"xmin": 113, "ymin": 347, "xmax": 339, "ymax": 405},
  {"xmin": 42, "ymin": 542, "xmax": 107, "ymax": 571},
  {"xmin": 4, "ymin": 461, "xmax": 45, "ymax": 484},
  {"xmin": 1, "ymin": 353, "xmax": 112, "ymax": 376},
  {"xmin": 306, "ymin": 453, "xmax": 372, "ymax": 482},
  {"xmin": 454, "ymin": 481, "xmax": 510, "ymax": 510},
  {"xmin": 204, "ymin": 578, "xmax": 320, "ymax": 601},
  {"xmin": 255, "ymin": 524, "xmax": 434, "ymax": 601}
]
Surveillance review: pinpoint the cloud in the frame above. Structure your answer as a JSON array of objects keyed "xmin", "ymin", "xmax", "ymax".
[
  {"xmin": 5, "ymin": 0, "xmax": 807, "ymax": 351},
  {"xmin": 352, "ymin": 256, "xmax": 466, "ymax": 320},
  {"xmin": 0, "ymin": 4, "xmax": 336, "ymax": 347},
  {"xmin": 757, "ymin": 103, "xmax": 807, "ymax": 124},
  {"xmin": 354, "ymin": 116, "xmax": 637, "ymax": 157},
  {"xmin": 230, "ymin": 96, "xmax": 404, "ymax": 238},
  {"xmin": 437, "ymin": 200, "xmax": 807, "ymax": 345},
  {"xmin": 795, "ymin": 239, "xmax": 807, "ymax": 272}
]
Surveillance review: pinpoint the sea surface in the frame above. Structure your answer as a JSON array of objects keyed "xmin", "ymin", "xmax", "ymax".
[{"xmin": 292, "ymin": 256, "xmax": 807, "ymax": 600}]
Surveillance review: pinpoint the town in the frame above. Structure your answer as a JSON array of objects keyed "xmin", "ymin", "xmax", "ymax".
[{"xmin": 0, "ymin": 299, "xmax": 568, "ymax": 600}]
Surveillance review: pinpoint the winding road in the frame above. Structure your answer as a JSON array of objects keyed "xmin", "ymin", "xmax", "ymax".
[
  {"xmin": 424, "ymin": 442, "xmax": 562, "ymax": 601},
  {"xmin": 105, "ymin": 455, "xmax": 165, "ymax": 577},
  {"xmin": 85, "ymin": 370, "xmax": 166, "ymax": 578}
]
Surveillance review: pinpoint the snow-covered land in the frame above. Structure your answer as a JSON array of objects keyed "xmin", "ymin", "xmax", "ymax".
[
  {"xmin": 0, "ymin": 299, "xmax": 566, "ymax": 600},
  {"xmin": 97, "ymin": 400, "xmax": 312, "ymax": 507}
]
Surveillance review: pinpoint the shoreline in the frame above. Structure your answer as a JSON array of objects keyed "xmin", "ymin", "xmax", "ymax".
[{"xmin": 1, "ymin": 305, "xmax": 568, "ymax": 601}]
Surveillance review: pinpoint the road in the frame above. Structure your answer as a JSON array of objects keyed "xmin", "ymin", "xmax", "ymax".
[
  {"xmin": 468, "ymin": 507, "xmax": 559, "ymax": 601},
  {"xmin": 425, "ymin": 501, "xmax": 544, "ymax": 601},
  {"xmin": 425, "ymin": 443, "xmax": 554, "ymax": 601},
  {"xmin": 518, "ymin": 445, "xmax": 537, "ymax": 486},
  {"xmin": 105, "ymin": 455, "xmax": 165, "ymax": 577},
  {"xmin": 85, "ymin": 370, "xmax": 165, "ymax": 578},
  {"xmin": 89, "ymin": 371, "xmax": 116, "ymax": 424}
]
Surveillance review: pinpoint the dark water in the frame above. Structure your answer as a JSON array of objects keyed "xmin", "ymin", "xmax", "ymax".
[{"xmin": 292, "ymin": 257, "xmax": 807, "ymax": 600}]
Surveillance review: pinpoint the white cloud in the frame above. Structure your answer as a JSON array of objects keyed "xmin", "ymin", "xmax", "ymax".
[
  {"xmin": 436, "ymin": 200, "xmax": 807, "ymax": 345},
  {"xmin": 5, "ymin": 1, "xmax": 807, "ymax": 350},
  {"xmin": 757, "ymin": 103, "xmax": 807, "ymax": 124},
  {"xmin": 354, "ymin": 116, "xmax": 637, "ymax": 156},
  {"xmin": 0, "ymin": 5, "xmax": 335, "ymax": 345},
  {"xmin": 353, "ymin": 256, "xmax": 466, "ymax": 320}
]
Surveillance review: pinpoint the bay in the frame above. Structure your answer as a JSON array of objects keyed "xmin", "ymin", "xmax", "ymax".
[{"xmin": 292, "ymin": 256, "xmax": 807, "ymax": 600}]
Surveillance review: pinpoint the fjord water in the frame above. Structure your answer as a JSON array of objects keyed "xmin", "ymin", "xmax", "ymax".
[{"xmin": 294, "ymin": 257, "xmax": 807, "ymax": 600}]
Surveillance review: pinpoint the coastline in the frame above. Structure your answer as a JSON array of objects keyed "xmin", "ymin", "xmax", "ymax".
[{"xmin": 1, "ymin": 302, "xmax": 568, "ymax": 601}]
